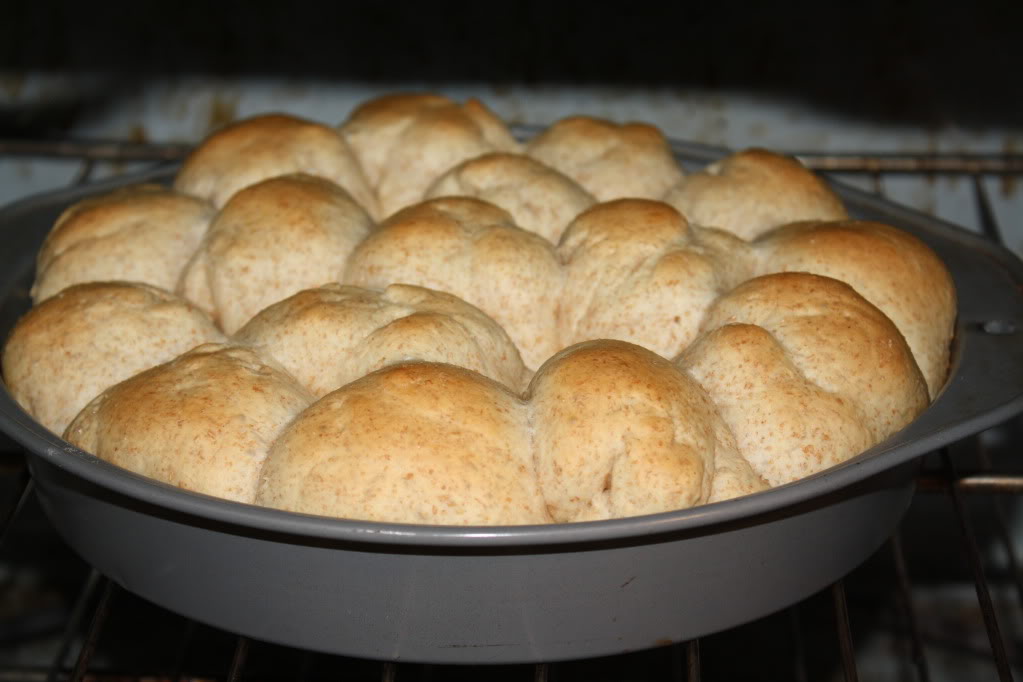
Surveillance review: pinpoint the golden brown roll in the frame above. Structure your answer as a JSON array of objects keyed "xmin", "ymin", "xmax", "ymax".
[
  {"xmin": 233, "ymin": 283, "xmax": 529, "ymax": 396},
  {"xmin": 424, "ymin": 152, "xmax": 596, "ymax": 244},
  {"xmin": 526, "ymin": 116, "xmax": 685, "ymax": 202},
  {"xmin": 557, "ymin": 200, "xmax": 755, "ymax": 359},
  {"xmin": 64, "ymin": 344, "xmax": 314, "ymax": 504},
  {"xmin": 662, "ymin": 148, "xmax": 848, "ymax": 240},
  {"xmin": 2, "ymin": 92, "xmax": 962, "ymax": 527},
  {"xmin": 529, "ymin": 340, "xmax": 765, "ymax": 522},
  {"xmin": 343, "ymin": 197, "xmax": 563, "ymax": 370},
  {"xmin": 175, "ymin": 113, "xmax": 378, "ymax": 216},
  {"xmin": 677, "ymin": 273, "xmax": 929, "ymax": 486},
  {"xmin": 31, "ymin": 185, "xmax": 214, "ymax": 304},
  {"xmin": 178, "ymin": 174, "xmax": 374, "ymax": 334},
  {"xmin": 2, "ymin": 282, "xmax": 225, "ymax": 435},
  {"xmin": 257, "ymin": 362, "xmax": 548, "ymax": 525},
  {"xmin": 339, "ymin": 93, "xmax": 520, "ymax": 217},
  {"xmin": 753, "ymin": 219, "xmax": 956, "ymax": 398}
]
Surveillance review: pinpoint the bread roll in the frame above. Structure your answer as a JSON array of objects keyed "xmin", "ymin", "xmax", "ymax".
[
  {"xmin": 339, "ymin": 93, "xmax": 520, "ymax": 217},
  {"xmin": 708, "ymin": 437, "xmax": 772, "ymax": 504},
  {"xmin": 175, "ymin": 113, "xmax": 378, "ymax": 216},
  {"xmin": 662, "ymin": 148, "xmax": 848, "ymax": 240},
  {"xmin": 529, "ymin": 340, "xmax": 762, "ymax": 522},
  {"xmin": 2, "ymin": 91, "xmax": 961, "ymax": 526},
  {"xmin": 558, "ymin": 200, "xmax": 755, "ymax": 359},
  {"xmin": 64, "ymin": 344, "xmax": 314, "ymax": 503},
  {"xmin": 179, "ymin": 174, "xmax": 374, "ymax": 334},
  {"xmin": 754, "ymin": 220, "xmax": 956, "ymax": 398},
  {"xmin": 257, "ymin": 362, "xmax": 548, "ymax": 525},
  {"xmin": 677, "ymin": 273, "xmax": 929, "ymax": 486},
  {"xmin": 425, "ymin": 152, "xmax": 596, "ymax": 243},
  {"xmin": 526, "ymin": 116, "xmax": 684, "ymax": 202},
  {"xmin": 343, "ymin": 197, "xmax": 563, "ymax": 370},
  {"xmin": 31, "ymin": 185, "xmax": 214, "ymax": 304},
  {"xmin": 233, "ymin": 283, "xmax": 529, "ymax": 396},
  {"xmin": 3, "ymin": 282, "xmax": 225, "ymax": 435}
]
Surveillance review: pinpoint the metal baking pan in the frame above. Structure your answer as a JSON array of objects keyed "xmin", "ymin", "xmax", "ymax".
[{"xmin": 1, "ymin": 141, "xmax": 1022, "ymax": 665}]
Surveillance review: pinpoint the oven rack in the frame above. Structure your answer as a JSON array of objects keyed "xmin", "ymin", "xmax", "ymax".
[{"xmin": 0, "ymin": 141, "xmax": 1021, "ymax": 681}]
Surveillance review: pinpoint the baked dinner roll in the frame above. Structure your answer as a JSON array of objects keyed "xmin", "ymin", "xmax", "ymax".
[
  {"xmin": 257, "ymin": 362, "xmax": 549, "ymax": 525},
  {"xmin": 529, "ymin": 340, "xmax": 765, "ymax": 522},
  {"xmin": 424, "ymin": 152, "xmax": 596, "ymax": 244},
  {"xmin": 558, "ymin": 200, "xmax": 755, "ymax": 359},
  {"xmin": 65, "ymin": 344, "xmax": 314, "ymax": 504},
  {"xmin": 0, "ymin": 92, "xmax": 963, "ymax": 526},
  {"xmin": 3, "ymin": 282, "xmax": 225, "ymax": 435},
  {"xmin": 677, "ymin": 273, "xmax": 929, "ymax": 486},
  {"xmin": 179, "ymin": 174, "xmax": 374, "ymax": 334},
  {"xmin": 339, "ymin": 93, "xmax": 520, "ymax": 217},
  {"xmin": 31, "ymin": 185, "xmax": 214, "ymax": 304},
  {"xmin": 175, "ymin": 113, "xmax": 378, "ymax": 216},
  {"xmin": 754, "ymin": 220, "xmax": 956, "ymax": 398},
  {"xmin": 233, "ymin": 283, "xmax": 529, "ymax": 396},
  {"xmin": 526, "ymin": 116, "xmax": 684, "ymax": 202},
  {"xmin": 343, "ymin": 197, "xmax": 563, "ymax": 370},
  {"xmin": 661, "ymin": 148, "xmax": 848, "ymax": 240}
]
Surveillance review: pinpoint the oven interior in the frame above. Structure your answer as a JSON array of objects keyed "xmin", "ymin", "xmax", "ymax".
[{"xmin": 3, "ymin": 3, "xmax": 1023, "ymax": 679}]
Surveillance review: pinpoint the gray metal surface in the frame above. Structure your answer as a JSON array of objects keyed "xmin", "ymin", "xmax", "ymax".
[
  {"xmin": 1, "ymin": 145, "xmax": 1022, "ymax": 663},
  {"xmin": 27, "ymin": 454, "xmax": 917, "ymax": 664}
]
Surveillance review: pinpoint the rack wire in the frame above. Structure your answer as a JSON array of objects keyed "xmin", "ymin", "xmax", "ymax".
[{"xmin": 0, "ymin": 140, "xmax": 1021, "ymax": 681}]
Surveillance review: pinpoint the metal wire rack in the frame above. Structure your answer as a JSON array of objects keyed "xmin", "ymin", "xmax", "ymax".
[{"xmin": 0, "ymin": 140, "xmax": 1022, "ymax": 681}]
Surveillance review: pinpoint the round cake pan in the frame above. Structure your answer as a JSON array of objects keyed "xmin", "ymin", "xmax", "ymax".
[{"xmin": 1, "ymin": 143, "xmax": 1022, "ymax": 664}]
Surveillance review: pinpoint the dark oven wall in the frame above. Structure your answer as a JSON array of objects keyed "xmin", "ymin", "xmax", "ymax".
[{"xmin": 1, "ymin": 0, "xmax": 1021, "ymax": 248}]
